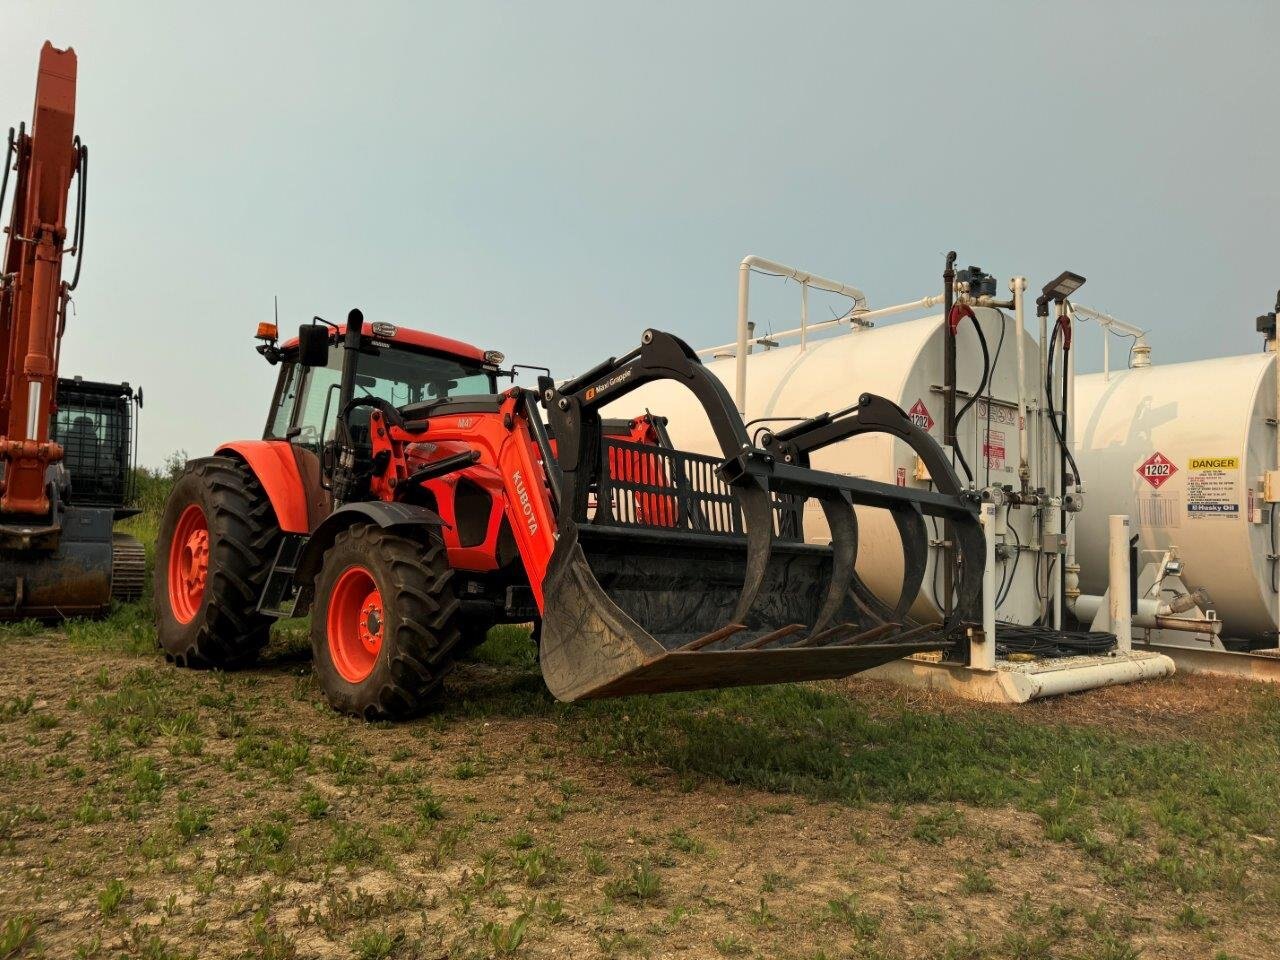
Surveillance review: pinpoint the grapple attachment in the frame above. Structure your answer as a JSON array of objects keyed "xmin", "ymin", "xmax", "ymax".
[{"xmin": 538, "ymin": 330, "xmax": 984, "ymax": 702}]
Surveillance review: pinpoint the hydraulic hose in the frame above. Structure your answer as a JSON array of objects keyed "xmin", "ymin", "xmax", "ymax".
[
  {"xmin": 0, "ymin": 127, "xmax": 14, "ymax": 230},
  {"xmin": 67, "ymin": 139, "xmax": 87, "ymax": 292},
  {"xmin": 947, "ymin": 303, "xmax": 991, "ymax": 483},
  {"xmin": 1044, "ymin": 318, "xmax": 1081, "ymax": 488}
]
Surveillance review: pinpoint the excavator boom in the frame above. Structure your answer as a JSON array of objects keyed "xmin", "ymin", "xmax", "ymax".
[
  {"xmin": 0, "ymin": 42, "xmax": 82, "ymax": 517},
  {"xmin": 0, "ymin": 43, "xmax": 143, "ymax": 619}
]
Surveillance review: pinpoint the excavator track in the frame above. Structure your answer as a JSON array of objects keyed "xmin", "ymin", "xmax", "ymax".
[{"xmin": 110, "ymin": 533, "xmax": 146, "ymax": 604}]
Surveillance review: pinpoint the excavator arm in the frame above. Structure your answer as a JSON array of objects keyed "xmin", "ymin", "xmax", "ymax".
[{"xmin": 0, "ymin": 42, "xmax": 84, "ymax": 518}]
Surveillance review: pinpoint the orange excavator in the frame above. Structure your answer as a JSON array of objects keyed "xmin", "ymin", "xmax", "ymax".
[{"xmin": 0, "ymin": 42, "xmax": 143, "ymax": 618}]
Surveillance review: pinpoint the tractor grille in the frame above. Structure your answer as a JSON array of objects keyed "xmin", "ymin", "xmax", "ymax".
[{"xmin": 592, "ymin": 438, "xmax": 804, "ymax": 541}]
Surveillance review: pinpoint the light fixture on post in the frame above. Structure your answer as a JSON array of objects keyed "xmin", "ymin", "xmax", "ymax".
[{"xmin": 1036, "ymin": 270, "xmax": 1086, "ymax": 316}]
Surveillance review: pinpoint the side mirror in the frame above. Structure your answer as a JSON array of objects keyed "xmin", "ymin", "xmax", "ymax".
[{"xmin": 297, "ymin": 324, "xmax": 331, "ymax": 368}]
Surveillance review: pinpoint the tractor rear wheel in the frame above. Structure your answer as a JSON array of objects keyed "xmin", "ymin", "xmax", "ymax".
[
  {"xmin": 155, "ymin": 457, "xmax": 282, "ymax": 667},
  {"xmin": 311, "ymin": 524, "xmax": 462, "ymax": 719}
]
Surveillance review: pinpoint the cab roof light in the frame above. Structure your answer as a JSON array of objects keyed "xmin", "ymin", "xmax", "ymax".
[
  {"xmin": 256, "ymin": 322, "xmax": 278, "ymax": 341},
  {"xmin": 484, "ymin": 350, "xmax": 505, "ymax": 365}
]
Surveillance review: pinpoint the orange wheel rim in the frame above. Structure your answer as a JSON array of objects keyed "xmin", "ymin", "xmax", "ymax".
[
  {"xmin": 168, "ymin": 504, "xmax": 209, "ymax": 624},
  {"xmin": 328, "ymin": 565, "xmax": 384, "ymax": 683}
]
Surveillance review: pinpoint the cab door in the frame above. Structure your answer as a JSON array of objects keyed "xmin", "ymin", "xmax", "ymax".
[{"xmin": 264, "ymin": 359, "xmax": 335, "ymax": 529}]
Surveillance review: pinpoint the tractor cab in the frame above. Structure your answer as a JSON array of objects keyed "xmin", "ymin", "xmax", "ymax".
[{"xmin": 258, "ymin": 319, "xmax": 506, "ymax": 517}]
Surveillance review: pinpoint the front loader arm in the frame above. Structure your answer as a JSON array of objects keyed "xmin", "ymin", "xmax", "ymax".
[{"xmin": 366, "ymin": 390, "xmax": 561, "ymax": 609}]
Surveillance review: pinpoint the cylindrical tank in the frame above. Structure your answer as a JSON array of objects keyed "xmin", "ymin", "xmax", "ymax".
[
  {"xmin": 612, "ymin": 310, "xmax": 1048, "ymax": 625},
  {"xmin": 1075, "ymin": 353, "xmax": 1278, "ymax": 643}
]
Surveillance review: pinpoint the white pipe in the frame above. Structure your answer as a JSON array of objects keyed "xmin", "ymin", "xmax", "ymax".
[
  {"xmin": 1074, "ymin": 592, "xmax": 1222, "ymax": 636},
  {"xmin": 701, "ymin": 293, "xmax": 945, "ymax": 360},
  {"xmin": 1011, "ymin": 277, "xmax": 1030, "ymax": 489},
  {"xmin": 1069, "ymin": 303, "xmax": 1152, "ymax": 370},
  {"xmin": 1109, "ymin": 515, "xmax": 1132, "ymax": 652},
  {"xmin": 732, "ymin": 256, "xmax": 869, "ymax": 414},
  {"xmin": 975, "ymin": 502, "xmax": 997, "ymax": 670},
  {"xmin": 735, "ymin": 264, "xmax": 751, "ymax": 415},
  {"xmin": 1022, "ymin": 653, "xmax": 1171, "ymax": 697},
  {"xmin": 800, "ymin": 282, "xmax": 809, "ymax": 350}
]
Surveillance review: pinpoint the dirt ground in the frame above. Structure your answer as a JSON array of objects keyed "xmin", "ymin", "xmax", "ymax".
[{"xmin": 0, "ymin": 637, "xmax": 1276, "ymax": 960}]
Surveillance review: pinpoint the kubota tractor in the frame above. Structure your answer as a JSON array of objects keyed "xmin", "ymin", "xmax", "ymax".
[{"xmin": 156, "ymin": 310, "xmax": 985, "ymax": 717}]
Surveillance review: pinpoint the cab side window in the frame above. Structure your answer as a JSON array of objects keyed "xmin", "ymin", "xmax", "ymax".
[
  {"xmin": 292, "ymin": 360, "xmax": 344, "ymax": 453},
  {"xmin": 265, "ymin": 363, "xmax": 300, "ymax": 439}
]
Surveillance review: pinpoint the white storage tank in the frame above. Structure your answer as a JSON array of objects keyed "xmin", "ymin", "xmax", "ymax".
[
  {"xmin": 613, "ymin": 310, "xmax": 1049, "ymax": 626},
  {"xmin": 1075, "ymin": 353, "xmax": 1278, "ymax": 644}
]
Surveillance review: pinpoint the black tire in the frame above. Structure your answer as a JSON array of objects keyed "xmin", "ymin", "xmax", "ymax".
[
  {"xmin": 155, "ymin": 457, "xmax": 281, "ymax": 667},
  {"xmin": 311, "ymin": 524, "xmax": 462, "ymax": 720}
]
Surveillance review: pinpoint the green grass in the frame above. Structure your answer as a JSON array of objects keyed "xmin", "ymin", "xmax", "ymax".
[
  {"xmin": 462, "ymin": 629, "xmax": 1280, "ymax": 895},
  {"xmin": 6, "ymin": 463, "xmax": 1280, "ymax": 957}
]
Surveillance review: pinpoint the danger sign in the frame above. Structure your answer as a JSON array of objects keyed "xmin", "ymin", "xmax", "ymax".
[
  {"xmin": 1137, "ymin": 451, "xmax": 1178, "ymax": 489},
  {"xmin": 908, "ymin": 399, "xmax": 934, "ymax": 432}
]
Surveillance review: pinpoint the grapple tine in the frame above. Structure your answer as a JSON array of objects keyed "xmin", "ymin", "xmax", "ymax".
[
  {"xmin": 849, "ymin": 570, "xmax": 900, "ymax": 624},
  {"xmin": 727, "ymin": 484, "xmax": 777, "ymax": 626},
  {"xmin": 888, "ymin": 502, "xmax": 929, "ymax": 621},
  {"xmin": 795, "ymin": 621, "xmax": 901, "ymax": 648},
  {"xmin": 810, "ymin": 492, "xmax": 858, "ymax": 636},
  {"xmin": 828, "ymin": 622, "xmax": 905, "ymax": 647},
  {"xmin": 879, "ymin": 621, "xmax": 945, "ymax": 645},
  {"xmin": 676, "ymin": 623, "xmax": 748, "ymax": 652},
  {"xmin": 740, "ymin": 623, "xmax": 806, "ymax": 650}
]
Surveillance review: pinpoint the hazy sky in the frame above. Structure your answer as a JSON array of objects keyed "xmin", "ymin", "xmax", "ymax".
[{"xmin": 4, "ymin": 1, "xmax": 1278, "ymax": 466}]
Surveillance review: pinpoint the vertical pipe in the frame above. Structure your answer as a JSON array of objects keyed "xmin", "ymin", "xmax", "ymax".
[
  {"xmin": 942, "ymin": 252, "xmax": 958, "ymax": 453},
  {"xmin": 1273, "ymin": 331, "xmax": 1280, "ymax": 635},
  {"xmin": 800, "ymin": 281, "xmax": 809, "ymax": 351},
  {"xmin": 1053, "ymin": 303, "xmax": 1066, "ymax": 630},
  {"xmin": 941, "ymin": 253, "xmax": 957, "ymax": 630},
  {"xmin": 1109, "ymin": 514, "xmax": 1133, "ymax": 652},
  {"xmin": 1038, "ymin": 310, "xmax": 1048, "ymax": 494},
  {"xmin": 974, "ymin": 502, "xmax": 998, "ymax": 670},
  {"xmin": 1064, "ymin": 309, "xmax": 1079, "ymax": 620},
  {"xmin": 1011, "ymin": 277, "xmax": 1030, "ymax": 492},
  {"xmin": 735, "ymin": 262, "xmax": 751, "ymax": 415}
]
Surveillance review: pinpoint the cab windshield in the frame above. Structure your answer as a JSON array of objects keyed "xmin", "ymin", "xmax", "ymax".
[
  {"xmin": 267, "ymin": 342, "xmax": 497, "ymax": 445},
  {"xmin": 350, "ymin": 344, "xmax": 495, "ymax": 407}
]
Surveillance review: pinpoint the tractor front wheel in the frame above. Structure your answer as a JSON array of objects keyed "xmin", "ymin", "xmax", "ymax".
[
  {"xmin": 155, "ymin": 457, "xmax": 281, "ymax": 667},
  {"xmin": 311, "ymin": 524, "xmax": 462, "ymax": 719}
]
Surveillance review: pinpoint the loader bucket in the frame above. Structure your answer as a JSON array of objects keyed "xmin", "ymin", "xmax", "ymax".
[{"xmin": 538, "ymin": 330, "xmax": 984, "ymax": 702}]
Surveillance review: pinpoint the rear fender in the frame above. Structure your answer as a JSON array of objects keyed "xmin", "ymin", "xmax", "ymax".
[
  {"xmin": 294, "ymin": 501, "xmax": 446, "ymax": 586},
  {"xmin": 216, "ymin": 440, "xmax": 311, "ymax": 534}
]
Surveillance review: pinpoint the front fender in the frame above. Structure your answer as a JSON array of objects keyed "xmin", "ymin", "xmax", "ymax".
[
  {"xmin": 294, "ymin": 501, "xmax": 446, "ymax": 585},
  {"xmin": 217, "ymin": 440, "xmax": 311, "ymax": 534}
]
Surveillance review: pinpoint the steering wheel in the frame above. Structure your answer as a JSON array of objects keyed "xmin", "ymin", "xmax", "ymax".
[{"xmin": 339, "ymin": 395, "xmax": 405, "ymax": 432}]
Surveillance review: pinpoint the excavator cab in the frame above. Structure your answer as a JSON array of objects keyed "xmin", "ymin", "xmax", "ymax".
[{"xmin": 50, "ymin": 377, "xmax": 141, "ymax": 517}]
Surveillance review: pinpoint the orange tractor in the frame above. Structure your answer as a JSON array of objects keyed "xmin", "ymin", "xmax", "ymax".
[{"xmin": 156, "ymin": 311, "xmax": 985, "ymax": 716}]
